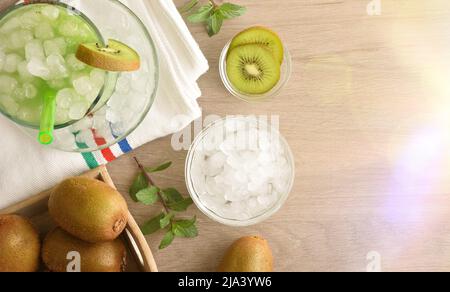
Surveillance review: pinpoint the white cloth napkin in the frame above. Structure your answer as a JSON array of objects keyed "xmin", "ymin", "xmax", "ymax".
[{"xmin": 0, "ymin": 0, "xmax": 208, "ymax": 209}]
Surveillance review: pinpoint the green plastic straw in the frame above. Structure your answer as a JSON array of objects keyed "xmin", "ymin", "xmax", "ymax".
[{"xmin": 38, "ymin": 89, "xmax": 57, "ymax": 145}]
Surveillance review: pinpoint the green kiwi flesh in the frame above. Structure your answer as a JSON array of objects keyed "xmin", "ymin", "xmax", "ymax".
[
  {"xmin": 229, "ymin": 26, "xmax": 284, "ymax": 64},
  {"xmin": 226, "ymin": 44, "xmax": 281, "ymax": 95}
]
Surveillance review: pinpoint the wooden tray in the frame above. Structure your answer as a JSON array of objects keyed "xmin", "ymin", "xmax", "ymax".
[{"xmin": 0, "ymin": 166, "xmax": 158, "ymax": 272}]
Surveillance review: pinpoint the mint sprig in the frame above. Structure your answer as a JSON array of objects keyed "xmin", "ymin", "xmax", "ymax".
[
  {"xmin": 131, "ymin": 158, "xmax": 198, "ymax": 250},
  {"xmin": 180, "ymin": 0, "xmax": 247, "ymax": 37}
]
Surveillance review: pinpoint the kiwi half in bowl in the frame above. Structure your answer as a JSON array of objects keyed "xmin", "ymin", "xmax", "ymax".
[
  {"xmin": 226, "ymin": 44, "xmax": 281, "ymax": 95},
  {"xmin": 229, "ymin": 26, "xmax": 284, "ymax": 64}
]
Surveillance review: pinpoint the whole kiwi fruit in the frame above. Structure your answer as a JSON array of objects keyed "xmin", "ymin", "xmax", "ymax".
[
  {"xmin": 42, "ymin": 227, "xmax": 127, "ymax": 272},
  {"xmin": 48, "ymin": 177, "xmax": 128, "ymax": 243},
  {"xmin": 0, "ymin": 215, "xmax": 41, "ymax": 272},
  {"xmin": 218, "ymin": 236, "xmax": 274, "ymax": 272}
]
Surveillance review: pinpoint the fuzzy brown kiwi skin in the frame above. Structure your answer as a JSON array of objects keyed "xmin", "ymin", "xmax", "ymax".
[
  {"xmin": 76, "ymin": 43, "xmax": 140, "ymax": 72},
  {"xmin": 42, "ymin": 228, "xmax": 127, "ymax": 273},
  {"xmin": 48, "ymin": 177, "xmax": 129, "ymax": 243},
  {"xmin": 218, "ymin": 236, "xmax": 274, "ymax": 272},
  {"xmin": 0, "ymin": 215, "xmax": 41, "ymax": 272}
]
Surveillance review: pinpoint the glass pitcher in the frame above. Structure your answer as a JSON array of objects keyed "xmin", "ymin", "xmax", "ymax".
[{"xmin": 0, "ymin": 0, "xmax": 159, "ymax": 152}]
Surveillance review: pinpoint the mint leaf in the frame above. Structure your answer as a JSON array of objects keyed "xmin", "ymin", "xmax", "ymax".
[
  {"xmin": 129, "ymin": 172, "xmax": 148, "ymax": 202},
  {"xmin": 159, "ymin": 231, "xmax": 175, "ymax": 250},
  {"xmin": 145, "ymin": 161, "xmax": 172, "ymax": 173},
  {"xmin": 172, "ymin": 217, "xmax": 198, "ymax": 238},
  {"xmin": 162, "ymin": 188, "xmax": 184, "ymax": 204},
  {"xmin": 136, "ymin": 186, "xmax": 159, "ymax": 205},
  {"xmin": 141, "ymin": 213, "xmax": 164, "ymax": 235},
  {"xmin": 206, "ymin": 10, "xmax": 223, "ymax": 37},
  {"xmin": 160, "ymin": 212, "xmax": 174, "ymax": 229},
  {"xmin": 179, "ymin": 0, "xmax": 199, "ymax": 14},
  {"xmin": 167, "ymin": 197, "xmax": 193, "ymax": 212},
  {"xmin": 218, "ymin": 3, "xmax": 247, "ymax": 19},
  {"xmin": 187, "ymin": 4, "xmax": 213, "ymax": 23}
]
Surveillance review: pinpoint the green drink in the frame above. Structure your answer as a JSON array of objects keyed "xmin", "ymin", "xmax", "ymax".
[{"xmin": 0, "ymin": 3, "xmax": 106, "ymax": 127}]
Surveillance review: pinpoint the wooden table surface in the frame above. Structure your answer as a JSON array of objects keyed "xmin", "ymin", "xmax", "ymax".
[{"xmin": 108, "ymin": 0, "xmax": 450, "ymax": 272}]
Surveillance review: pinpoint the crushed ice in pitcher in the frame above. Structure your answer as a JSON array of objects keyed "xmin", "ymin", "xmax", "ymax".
[{"xmin": 0, "ymin": 3, "xmax": 105, "ymax": 125}]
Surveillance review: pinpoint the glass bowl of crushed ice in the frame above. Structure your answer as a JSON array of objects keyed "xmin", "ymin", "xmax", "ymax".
[{"xmin": 186, "ymin": 116, "xmax": 295, "ymax": 226}]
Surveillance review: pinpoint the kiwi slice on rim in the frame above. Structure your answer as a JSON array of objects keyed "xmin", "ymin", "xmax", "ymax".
[
  {"xmin": 226, "ymin": 44, "xmax": 281, "ymax": 95},
  {"xmin": 229, "ymin": 26, "xmax": 284, "ymax": 64},
  {"xmin": 76, "ymin": 39, "xmax": 140, "ymax": 72}
]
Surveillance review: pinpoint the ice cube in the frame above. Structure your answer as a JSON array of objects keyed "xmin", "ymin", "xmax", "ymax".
[
  {"xmin": 111, "ymin": 122, "xmax": 126, "ymax": 136},
  {"xmin": 257, "ymin": 150, "xmax": 274, "ymax": 166},
  {"xmin": 0, "ymin": 75, "xmax": 18, "ymax": 94},
  {"xmin": 9, "ymin": 29, "xmax": 34, "ymax": 50},
  {"xmin": 107, "ymin": 94, "xmax": 126, "ymax": 109},
  {"xmin": 47, "ymin": 54, "xmax": 68, "ymax": 78},
  {"xmin": 27, "ymin": 58, "xmax": 50, "ymax": 79},
  {"xmin": 69, "ymin": 101, "xmax": 88, "ymax": 120},
  {"xmin": 233, "ymin": 169, "xmax": 248, "ymax": 185},
  {"xmin": 200, "ymin": 195, "xmax": 228, "ymax": 213},
  {"xmin": 42, "ymin": 5, "xmax": 60, "ymax": 20},
  {"xmin": 17, "ymin": 61, "xmax": 32, "ymax": 79},
  {"xmin": 25, "ymin": 40, "xmax": 45, "ymax": 61},
  {"xmin": 226, "ymin": 152, "xmax": 244, "ymax": 169},
  {"xmin": 34, "ymin": 22, "xmax": 54, "ymax": 40},
  {"xmin": 0, "ymin": 95, "xmax": 19, "ymax": 115},
  {"xmin": 84, "ymin": 87, "xmax": 101, "ymax": 103},
  {"xmin": 90, "ymin": 69, "xmax": 105, "ymax": 88},
  {"xmin": 224, "ymin": 188, "xmax": 248, "ymax": 202},
  {"xmin": 13, "ymin": 87, "xmax": 25, "ymax": 101},
  {"xmin": 66, "ymin": 53, "xmax": 85, "ymax": 71},
  {"xmin": 273, "ymin": 175, "xmax": 289, "ymax": 193},
  {"xmin": 44, "ymin": 38, "xmax": 66, "ymax": 56},
  {"xmin": 73, "ymin": 76, "xmax": 93, "ymax": 96},
  {"xmin": 257, "ymin": 194, "xmax": 276, "ymax": 208},
  {"xmin": 56, "ymin": 88, "xmax": 76, "ymax": 109},
  {"xmin": 131, "ymin": 73, "xmax": 149, "ymax": 93},
  {"xmin": 205, "ymin": 152, "xmax": 226, "ymax": 177},
  {"xmin": 17, "ymin": 107, "xmax": 37, "ymax": 123},
  {"xmin": 71, "ymin": 116, "xmax": 93, "ymax": 132},
  {"xmin": 106, "ymin": 109, "xmax": 120, "ymax": 123},
  {"xmin": 55, "ymin": 109, "xmax": 70, "ymax": 124},
  {"xmin": 20, "ymin": 11, "xmax": 42, "ymax": 29},
  {"xmin": 58, "ymin": 19, "xmax": 79, "ymax": 37},
  {"xmin": 23, "ymin": 83, "xmax": 37, "ymax": 99},
  {"xmin": 93, "ymin": 112, "xmax": 107, "ymax": 130},
  {"xmin": 0, "ymin": 18, "xmax": 21, "ymax": 33},
  {"xmin": 220, "ymin": 134, "xmax": 238, "ymax": 155},
  {"xmin": 115, "ymin": 75, "xmax": 131, "ymax": 94},
  {"xmin": 205, "ymin": 176, "xmax": 226, "ymax": 196},
  {"xmin": 3, "ymin": 54, "xmax": 22, "ymax": 73},
  {"xmin": 0, "ymin": 50, "xmax": 5, "ymax": 71}
]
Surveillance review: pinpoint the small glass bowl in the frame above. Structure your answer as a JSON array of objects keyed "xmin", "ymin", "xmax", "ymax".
[
  {"xmin": 185, "ymin": 116, "xmax": 296, "ymax": 227},
  {"xmin": 219, "ymin": 40, "xmax": 292, "ymax": 102}
]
